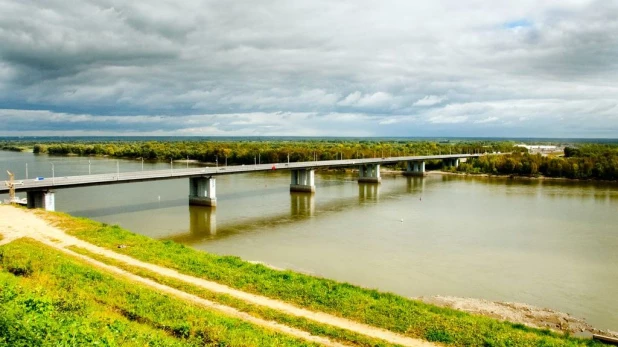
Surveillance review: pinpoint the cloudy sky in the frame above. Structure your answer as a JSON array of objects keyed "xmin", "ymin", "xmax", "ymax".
[{"xmin": 0, "ymin": 0, "xmax": 617, "ymax": 137}]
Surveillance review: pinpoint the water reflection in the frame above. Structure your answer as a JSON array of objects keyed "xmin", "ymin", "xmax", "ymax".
[
  {"xmin": 71, "ymin": 197, "xmax": 186, "ymax": 218},
  {"xmin": 189, "ymin": 205, "xmax": 217, "ymax": 236},
  {"xmin": 406, "ymin": 176, "xmax": 425, "ymax": 194},
  {"xmin": 358, "ymin": 183, "xmax": 380, "ymax": 202},
  {"xmin": 290, "ymin": 193, "xmax": 315, "ymax": 217}
]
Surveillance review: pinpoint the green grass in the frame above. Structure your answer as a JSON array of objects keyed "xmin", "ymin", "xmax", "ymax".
[
  {"xmin": 0, "ymin": 238, "xmax": 318, "ymax": 347},
  {"xmin": 68, "ymin": 245, "xmax": 401, "ymax": 347},
  {"xmin": 41, "ymin": 211, "xmax": 603, "ymax": 347}
]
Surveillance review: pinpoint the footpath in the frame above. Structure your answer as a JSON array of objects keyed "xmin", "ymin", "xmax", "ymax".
[{"xmin": 0, "ymin": 206, "xmax": 436, "ymax": 347}]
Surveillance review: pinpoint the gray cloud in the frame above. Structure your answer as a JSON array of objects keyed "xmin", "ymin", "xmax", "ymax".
[{"xmin": 0, "ymin": 0, "xmax": 617, "ymax": 137}]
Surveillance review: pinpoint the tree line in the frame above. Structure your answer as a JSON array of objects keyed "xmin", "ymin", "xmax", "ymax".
[
  {"xmin": 26, "ymin": 140, "xmax": 519, "ymax": 165},
  {"xmin": 456, "ymin": 144, "xmax": 618, "ymax": 180},
  {"xmin": 3, "ymin": 139, "xmax": 616, "ymax": 180}
]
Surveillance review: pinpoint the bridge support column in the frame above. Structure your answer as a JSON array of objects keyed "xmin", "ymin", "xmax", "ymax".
[
  {"xmin": 290, "ymin": 169, "xmax": 315, "ymax": 193},
  {"xmin": 403, "ymin": 161, "xmax": 426, "ymax": 176},
  {"xmin": 442, "ymin": 158, "xmax": 460, "ymax": 169},
  {"xmin": 189, "ymin": 177, "xmax": 217, "ymax": 207},
  {"xmin": 26, "ymin": 190, "xmax": 55, "ymax": 211},
  {"xmin": 358, "ymin": 164, "xmax": 381, "ymax": 183}
]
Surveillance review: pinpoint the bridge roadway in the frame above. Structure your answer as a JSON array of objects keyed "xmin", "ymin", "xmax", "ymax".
[{"xmin": 1, "ymin": 154, "xmax": 480, "ymax": 194}]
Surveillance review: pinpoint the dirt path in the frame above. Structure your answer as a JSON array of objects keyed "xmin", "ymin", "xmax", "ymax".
[{"xmin": 0, "ymin": 206, "xmax": 436, "ymax": 347}]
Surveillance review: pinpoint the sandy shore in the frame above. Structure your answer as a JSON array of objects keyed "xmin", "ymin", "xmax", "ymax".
[{"xmin": 417, "ymin": 295, "xmax": 618, "ymax": 338}]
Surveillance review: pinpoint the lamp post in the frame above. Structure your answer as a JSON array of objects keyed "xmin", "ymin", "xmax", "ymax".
[
  {"xmin": 51, "ymin": 163, "xmax": 55, "ymax": 184},
  {"xmin": 25, "ymin": 163, "xmax": 28, "ymax": 179},
  {"xmin": 215, "ymin": 155, "xmax": 218, "ymax": 168},
  {"xmin": 254, "ymin": 156, "xmax": 256, "ymax": 166},
  {"xmin": 225, "ymin": 155, "xmax": 228, "ymax": 167},
  {"xmin": 88, "ymin": 160, "xmax": 91, "ymax": 175},
  {"xmin": 170, "ymin": 159, "xmax": 173, "ymax": 176},
  {"xmin": 116, "ymin": 161, "xmax": 119, "ymax": 180},
  {"xmin": 258, "ymin": 153, "xmax": 260, "ymax": 165},
  {"xmin": 141, "ymin": 157, "xmax": 144, "ymax": 171},
  {"xmin": 187, "ymin": 156, "xmax": 189, "ymax": 169}
]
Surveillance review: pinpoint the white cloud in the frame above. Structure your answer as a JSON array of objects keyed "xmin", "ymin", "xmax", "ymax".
[
  {"xmin": 474, "ymin": 116, "xmax": 499, "ymax": 123},
  {"xmin": 0, "ymin": 0, "xmax": 616, "ymax": 137},
  {"xmin": 413, "ymin": 95, "xmax": 446, "ymax": 106},
  {"xmin": 428, "ymin": 115, "xmax": 469, "ymax": 124}
]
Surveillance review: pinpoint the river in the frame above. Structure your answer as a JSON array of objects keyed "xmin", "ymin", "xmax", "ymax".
[{"xmin": 1, "ymin": 150, "xmax": 617, "ymax": 331}]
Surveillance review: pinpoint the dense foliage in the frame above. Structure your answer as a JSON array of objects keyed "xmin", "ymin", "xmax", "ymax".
[
  {"xmin": 3, "ymin": 138, "xmax": 617, "ymax": 180},
  {"xmin": 457, "ymin": 144, "xmax": 618, "ymax": 180},
  {"xmin": 27, "ymin": 140, "xmax": 517, "ymax": 164}
]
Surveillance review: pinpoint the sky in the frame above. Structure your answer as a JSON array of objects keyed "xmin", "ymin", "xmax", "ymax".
[{"xmin": 0, "ymin": 0, "xmax": 617, "ymax": 138}]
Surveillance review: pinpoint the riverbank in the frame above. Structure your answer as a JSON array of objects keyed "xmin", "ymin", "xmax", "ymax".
[
  {"xmin": 417, "ymin": 296, "xmax": 617, "ymax": 338},
  {"xmin": 0, "ymin": 205, "xmax": 608, "ymax": 346},
  {"xmin": 431, "ymin": 170, "xmax": 618, "ymax": 183}
]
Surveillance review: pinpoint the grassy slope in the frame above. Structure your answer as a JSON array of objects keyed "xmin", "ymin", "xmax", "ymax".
[
  {"xmin": 69, "ymin": 245, "xmax": 399, "ymax": 347},
  {"xmin": 39, "ymin": 211, "xmax": 602, "ymax": 347},
  {"xmin": 0, "ymin": 238, "xmax": 316, "ymax": 347}
]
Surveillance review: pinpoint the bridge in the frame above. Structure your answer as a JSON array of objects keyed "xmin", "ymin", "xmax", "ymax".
[{"xmin": 1, "ymin": 154, "xmax": 480, "ymax": 211}]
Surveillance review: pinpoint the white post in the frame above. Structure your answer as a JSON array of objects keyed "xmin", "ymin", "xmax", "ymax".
[
  {"xmin": 51, "ymin": 163, "xmax": 55, "ymax": 184},
  {"xmin": 89, "ymin": 160, "xmax": 91, "ymax": 174},
  {"xmin": 25, "ymin": 163, "xmax": 28, "ymax": 179}
]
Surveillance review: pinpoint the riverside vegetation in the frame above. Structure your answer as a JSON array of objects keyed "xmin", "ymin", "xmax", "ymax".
[
  {"xmin": 455, "ymin": 144, "xmax": 618, "ymax": 180},
  {"xmin": 0, "ymin": 209, "xmax": 603, "ymax": 346},
  {"xmin": 3, "ymin": 138, "xmax": 617, "ymax": 180}
]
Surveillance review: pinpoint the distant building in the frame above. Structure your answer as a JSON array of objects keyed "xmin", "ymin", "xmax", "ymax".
[{"xmin": 515, "ymin": 144, "xmax": 558, "ymax": 151}]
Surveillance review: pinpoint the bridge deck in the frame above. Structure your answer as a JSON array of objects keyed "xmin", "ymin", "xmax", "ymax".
[{"xmin": 1, "ymin": 154, "xmax": 480, "ymax": 193}]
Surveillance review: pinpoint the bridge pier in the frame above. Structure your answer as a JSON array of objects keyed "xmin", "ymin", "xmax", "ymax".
[
  {"xmin": 290, "ymin": 169, "xmax": 315, "ymax": 193},
  {"xmin": 358, "ymin": 164, "xmax": 381, "ymax": 183},
  {"xmin": 403, "ymin": 161, "xmax": 426, "ymax": 176},
  {"xmin": 189, "ymin": 176, "xmax": 217, "ymax": 207},
  {"xmin": 26, "ymin": 190, "xmax": 55, "ymax": 211},
  {"xmin": 442, "ymin": 158, "xmax": 460, "ymax": 169}
]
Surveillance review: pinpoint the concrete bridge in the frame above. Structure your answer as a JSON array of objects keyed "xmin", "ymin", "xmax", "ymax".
[{"xmin": 1, "ymin": 154, "xmax": 480, "ymax": 211}]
